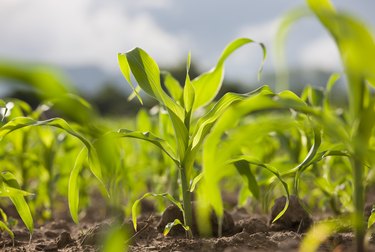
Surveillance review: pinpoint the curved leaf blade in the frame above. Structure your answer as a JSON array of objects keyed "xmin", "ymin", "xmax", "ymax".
[
  {"xmin": 1, "ymin": 171, "xmax": 33, "ymax": 234},
  {"xmin": 192, "ymin": 38, "xmax": 267, "ymax": 110},
  {"xmin": 68, "ymin": 148, "xmax": 87, "ymax": 223},
  {"xmin": 116, "ymin": 129, "xmax": 179, "ymax": 165}
]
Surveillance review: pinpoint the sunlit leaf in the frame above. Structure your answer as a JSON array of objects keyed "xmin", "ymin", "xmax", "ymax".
[
  {"xmin": 163, "ymin": 219, "xmax": 190, "ymax": 236},
  {"xmin": 116, "ymin": 129, "xmax": 178, "ymax": 165},
  {"xmin": 307, "ymin": 0, "xmax": 375, "ymax": 116},
  {"xmin": 192, "ymin": 38, "xmax": 266, "ymax": 110},
  {"xmin": 118, "ymin": 53, "xmax": 143, "ymax": 104},
  {"xmin": 1, "ymin": 171, "xmax": 33, "ymax": 234},
  {"xmin": 183, "ymin": 52, "xmax": 195, "ymax": 118},
  {"xmin": 368, "ymin": 208, "xmax": 375, "ymax": 228},
  {"xmin": 102, "ymin": 225, "xmax": 128, "ymax": 252},
  {"xmin": 68, "ymin": 148, "xmax": 87, "ymax": 223},
  {"xmin": 0, "ymin": 220, "xmax": 14, "ymax": 240},
  {"xmin": 162, "ymin": 72, "xmax": 183, "ymax": 102},
  {"xmin": 121, "ymin": 47, "xmax": 185, "ymax": 121},
  {"xmin": 300, "ymin": 220, "xmax": 338, "ymax": 252},
  {"xmin": 233, "ymin": 160, "xmax": 259, "ymax": 199},
  {"xmin": 0, "ymin": 117, "xmax": 105, "ymax": 185},
  {"xmin": 275, "ymin": 6, "xmax": 311, "ymax": 91}
]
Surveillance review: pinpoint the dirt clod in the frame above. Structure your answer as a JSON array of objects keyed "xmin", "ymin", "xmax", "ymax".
[
  {"xmin": 269, "ymin": 195, "xmax": 313, "ymax": 233},
  {"xmin": 238, "ymin": 217, "xmax": 268, "ymax": 234},
  {"xmin": 56, "ymin": 231, "xmax": 74, "ymax": 248}
]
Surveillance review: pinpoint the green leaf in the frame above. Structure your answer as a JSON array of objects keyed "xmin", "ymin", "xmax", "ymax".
[
  {"xmin": 163, "ymin": 219, "xmax": 190, "ymax": 236},
  {"xmin": 233, "ymin": 161, "xmax": 259, "ymax": 199},
  {"xmin": 131, "ymin": 192, "xmax": 182, "ymax": 231},
  {"xmin": 116, "ymin": 129, "xmax": 178, "ymax": 165},
  {"xmin": 136, "ymin": 109, "xmax": 152, "ymax": 132},
  {"xmin": 183, "ymin": 52, "xmax": 195, "ymax": 116},
  {"xmin": 1, "ymin": 171, "xmax": 33, "ymax": 234},
  {"xmin": 0, "ymin": 185, "xmax": 33, "ymax": 198},
  {"xmin": 121, "ymin": 47, "xmax": 185, "ymax": 121},
  {"xmin": 118, "ymin": 53, "xmax": 143, "ymax": 104},
  {"xmin": 101, "ymin": 225, "xmax": 128, "ymax": 252},
  {"xmin": 167, "ymin": 108, "xmax": 189, "ymax": 160},
  {"xmin": 324, "ymin": 73, "xmax": 341, "ymax": 109},
  {"xmin": 301, "ymin": 86, "xmax": 324, "ymax": 107},
  {"xmin": 274, "ymin": 6, "xmax": 311, "ymax": 91},
  {"xmin": 192, "ymin": 38, "xmax": 267, "ymax": 110},
  {"xmin": 288, "ymin": 126, "xmax": 322, "ymax": 194},
  {"xmin": 300, "ymin": 219, "xmax": 339, "ymax": 252},
  {"xmin": 307, "ymin": 0, "xmax": 375, "ymax": 116},
  {"xmin": 227, "ymin": 156, "xmax": 290, "ymax": 222},
  {"xmin": 120, "ymin": 47, "xmax": 189, "ymax": 160},
  {"xmin": 326, "ymin": 73, "xmax": 341, "ymax": 92},
  {"xmin": 0, "ymin": 117, "xmax": 104, "ymax": 185},
  {"xmin": 68, "ymin": 148, "xmax": 87, "ymax": 223},
  {"xmin": 0, "ymin": 220, "xmax": 14, "ymax": 239},
  {"xmin": 190, "ymin": 173, "xmax": 203, "ymax": 192},
  {"xmin": 368, "ymin": 208, "xmax": 375, "ymax": 228},
  {"xmin": 162, "ymin": 72, "xmax": 183, "ymax": 102},
  {"xmin": 190, "ymin": 92, "xmax": 250, "ymax": 150}
]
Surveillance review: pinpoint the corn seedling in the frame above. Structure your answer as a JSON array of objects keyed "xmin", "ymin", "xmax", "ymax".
[{"xmin": 118, "ymin": 37, "xmax": 266, "ymax": 237}]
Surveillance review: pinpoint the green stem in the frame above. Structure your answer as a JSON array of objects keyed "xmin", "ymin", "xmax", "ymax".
[
  {"xmin": 352, "ymin": 158, "xmax": 365, "ymax": 252},
  {"xmin": 180, "ymin": 166, "xmax": 193, "ymax": 238}
]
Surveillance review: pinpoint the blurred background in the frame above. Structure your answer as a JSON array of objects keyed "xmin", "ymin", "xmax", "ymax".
[{"xmin": 0, "ymin": 0, "xmax": 374, "ymax": 115}]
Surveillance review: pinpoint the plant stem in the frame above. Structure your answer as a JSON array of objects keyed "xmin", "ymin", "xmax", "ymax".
[
  {"xmin": 352, "ymin": 158, "xmax": 365, "ymax": 252},
  {"xmin": 180, "ymin": 166, "xmax": 193, "ymax": 238}
]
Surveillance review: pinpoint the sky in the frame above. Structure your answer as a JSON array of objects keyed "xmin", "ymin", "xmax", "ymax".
[{"xmin": 0, "ymin": 0, "xmax": 374, "ymax": 86}]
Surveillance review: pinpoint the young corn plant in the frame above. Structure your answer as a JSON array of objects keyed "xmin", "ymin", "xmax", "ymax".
[
  {"xmin": 117, "ymin": 37, "xmax": 266, "ymax": 237},
  {"xmin": 197, "ymin": 85, "xmax": 324, "ymax": 235},
  {"xmin": 275, "ymin": 0, "xmax": 375, "ymax": 251},
  {"xmin": 0, "ymin": 169, "xmax": 33, "ymax": 240},
  {"xmin": 0, "ymin": 65, "xmax": 107, "ymax": 228}
]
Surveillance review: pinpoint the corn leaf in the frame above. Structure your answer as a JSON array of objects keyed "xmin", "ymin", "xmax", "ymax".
[
  {"xmin": 190, "ymin": 92, "xmax": 246, "ymax": 150},
  {"xmin": 183, "ymin": 52, "xmax": 195, "ymax": 117},
  {"xmin": 136, "ymin": 109, "xmax": 152, "ymax": 132},
  {"xmin": 307, "ymin": 0, "xmax": 375, "ymax": 116},
  {"xmin": 274, "ymin": 7, "xmax": 311, "ymax": 91},
  {"xmin": 228, "ymin": 156, "xmax": 289, "ymax": 222},
  {"xmin": 0, "ymin": 185, "xmax": 33, "ymax": 198},
  {"xmin": 68, "ymin": 148, "xmax": 87, "ymax": 223},
  {"xmin": 324, "ymin": 73, "xmax": 341, "ymax": 109},
  {"xmin": 162, "ymin": 72, "xmax": 183, "ymax": 102},
  {"xmin": 121, "ymin": 47, "xmax": 185, "ymax": 121},
  {"xmin": 131, "ymin": 192, "xmax": 182, "ymax": 231},
  {"xmin": 0, "ymin": 220, "xmax": 14, "ymax": 239},
  {"xmin": 118, "ymin": 53, "xmax": 142, "ymax": 104},
  {"xmin": 1, "ymin": 171, "xmax": 33, "ymax": 234},
  {"xmin": 300, "ymin": 220, "xmax": 339, "ymax": 252},
  {"xmin": 192, "ymin": 38, "xmax": 266, "ymax": 110},
  {"xmin": 233, "ymin": 160, "xmax": 259, "ymax": 200},
  {"xmin": 163, "ymin": 219, "xmax": 190, "ymax": 237},
  {"xmin": 0, "ymin": 117, "xmax": 104, "ymax": 184},
  {"xmin": 116, "ymin": 129, "xmax": 179, "ymax": 165},
  {"xmin": 102, "ymin": 225, "xmax": 128, "ymax": 252},
  {"xmin": 120, "ymin": 48, "xmax": 188, "ymax": 159},
  {"xmin": 368, "ymin": 209, "xmax": 375, "ymax": 228}
]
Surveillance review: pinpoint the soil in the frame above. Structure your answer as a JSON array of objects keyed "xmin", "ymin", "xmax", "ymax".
[{"xmin": 1, "ymin": 196, "xmax": 375, "ymax": 252}]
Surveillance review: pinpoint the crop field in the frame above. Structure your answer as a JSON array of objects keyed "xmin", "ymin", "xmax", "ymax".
[{"xmin": 0, "ymin": 0, "xmax": 375, "ymax": 251}]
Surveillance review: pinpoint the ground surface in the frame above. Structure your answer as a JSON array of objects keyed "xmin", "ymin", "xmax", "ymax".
[{"xmin": 2, "ymin": 200, "xmax": 375, "ymax": 252}]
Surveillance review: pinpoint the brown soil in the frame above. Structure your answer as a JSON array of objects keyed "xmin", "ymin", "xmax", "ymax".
[{"xmin": 1, "ymin": 197, "xmax": 375, "ymax": 252}]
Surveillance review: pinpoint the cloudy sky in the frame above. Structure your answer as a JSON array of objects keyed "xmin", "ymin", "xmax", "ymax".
[{"xmin": 0, "ymin": 0, "xmax": 374, "ymax": 85}]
